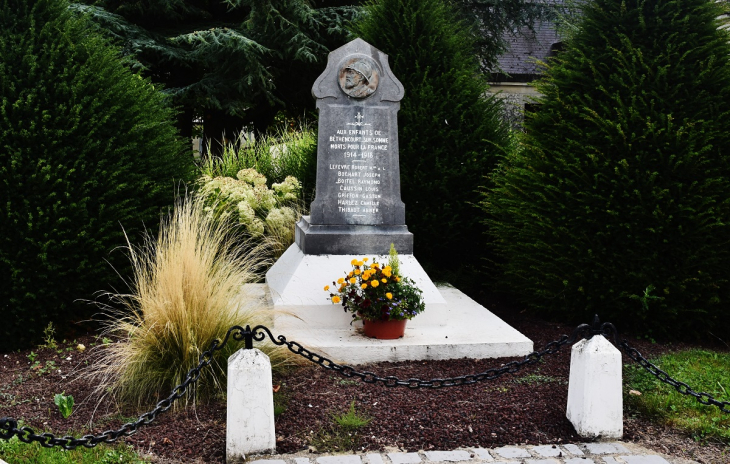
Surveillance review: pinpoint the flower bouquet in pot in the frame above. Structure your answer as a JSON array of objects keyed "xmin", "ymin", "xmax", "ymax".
[{"xmin": 325, "ymin": 245, "xmax": 425, "ymax": 339}]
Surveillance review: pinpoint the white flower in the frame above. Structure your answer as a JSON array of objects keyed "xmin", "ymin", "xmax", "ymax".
[
  {"xmin": 237, "ymin": 202, "xmax": 257, "ymax": 225},
  {"xmin": 237, "ymin": 168, "xmax": 267, "ymax": 187},
  {"xmin": 265, "ymin": 207, "xmax": 298, "ymax": 240},
  {"xmin": 272, "ymin": 176, "xmax": 301, "ymax": 202},
  {"xmin": 247, "ymin": 218, "xmax": 265, "ymax": 237}
]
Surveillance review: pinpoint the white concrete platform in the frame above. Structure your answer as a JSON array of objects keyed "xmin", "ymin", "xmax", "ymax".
[
  {"xmin": 265, "ymin": 245, "xmax": 446, "ymax": 306},
  {"xmin": 257, "ymin": 244, "xmax": 533, "ymax": 365},
  {"xmin": 245, "ymin": 283, "xmax": 533, "ymax": 365}
]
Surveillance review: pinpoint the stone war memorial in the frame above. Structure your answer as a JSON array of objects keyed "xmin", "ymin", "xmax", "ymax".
[{"xmin": 265, "ymin": 38, "xmax": 532, "ymax": 363}]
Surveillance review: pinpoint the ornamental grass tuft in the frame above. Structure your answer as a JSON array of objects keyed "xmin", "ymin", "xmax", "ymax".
[{"xmin": 86, "ymin": 194, "xmax": 297, "ymax": 408}]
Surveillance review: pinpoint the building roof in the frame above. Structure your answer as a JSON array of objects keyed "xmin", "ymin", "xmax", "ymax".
[{"xmin": 494, "ymin": 20, "xmax": 562, "ymax": 82}]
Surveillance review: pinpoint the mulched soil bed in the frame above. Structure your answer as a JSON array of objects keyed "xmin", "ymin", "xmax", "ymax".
[{"xmin": 1, "ymin": 291, "xmax": 728, "ymax": 463}]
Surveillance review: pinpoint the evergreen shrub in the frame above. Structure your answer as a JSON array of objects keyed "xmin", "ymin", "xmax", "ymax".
[
  {"xmin": 0, "ymin": 0, "xmax": 194, "ymax": 351},
  {"xmin": 351, "ymin": 0, "xmax": 510, "ymax": 279},
  {"xmin": 483, "ymin": 0, "xmax": 730, "ymax": 338}
]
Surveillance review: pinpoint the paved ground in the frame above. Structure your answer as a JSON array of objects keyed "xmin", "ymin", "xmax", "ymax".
[{"xmin": 249, "ymin": 442, "xmax": 699, "ymax": 464}]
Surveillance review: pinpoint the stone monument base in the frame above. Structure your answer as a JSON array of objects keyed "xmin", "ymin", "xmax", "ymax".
[
  {"xmin": 295, "ymin": 216, "xmax": 413, "ymax": 255},
  {"xmin": 266, "ymin": 244, "xmax": 443, "ymax": 306},
  {"xmin": 260, "ymin": 245, "xmax": 533, "ymax": 365}
]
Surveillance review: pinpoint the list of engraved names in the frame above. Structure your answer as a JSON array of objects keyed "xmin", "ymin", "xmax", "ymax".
[{"xmin": 326, "ymin": 115, "xmax": 389, "ymax": 221}]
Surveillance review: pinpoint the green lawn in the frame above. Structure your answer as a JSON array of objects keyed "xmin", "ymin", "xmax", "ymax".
[
  {"xmin": 625, "ymin": 349, "xmax": 730, "ymax": 443},
  {"xmin": 0, "ymin": 436, "xmax": 148, "ymax": 463}
]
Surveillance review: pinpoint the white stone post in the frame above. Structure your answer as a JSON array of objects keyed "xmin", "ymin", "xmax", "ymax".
[
  {"xmin": 566, "ymin": 335, "xmax": 623, "ymax": 439},
  {"xmin": 227, "ymin": 348, "xmax": 276, "ymax": 463}
]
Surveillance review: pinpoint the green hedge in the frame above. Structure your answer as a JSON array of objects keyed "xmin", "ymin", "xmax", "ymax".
[
  {"xmin": 0, "ymin": 0, "xmax": 194, "ymax": 351},
  {"xmin": 483, "ymin": 0, "xmax": 730, "ymax": 339}
]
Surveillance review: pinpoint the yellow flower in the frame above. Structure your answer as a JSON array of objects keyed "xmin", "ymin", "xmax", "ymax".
[
  {"xmin": 354, "ymin": 269, "xmax": 361, "ymax": 275},
  {"xmin": 381, "ymin": 278, "xmax": 387, "ymax": 283},
  {"xmin": 383, "ymin": 268, "xmax": 392, "ymax": 278},
  {"xmin": 361, "ymin": 283, "xmax": 368, "ymax": 289},
  {"xmin": 324, "ymin": 285, "xmax": 330, "ymax": 291},
  {"xmin": 386, "ymin": 293, "xmax": 393, "ymax": 300},
  {"xmin": 396, "ymin": 276, "xmax": 401, "ymax": 282},
  {"xmin": 356, "ymin": 260, "xmax": 364, "ymax": 267},
  {"xmin": 351, "ymin": 259, "xmax": 359, "ymax": 266},
  {"xmin": 348, "ymin": 271, "xmax": 353, "ymax": 277},
  {"xmin": 373, "ymin": 263, "xmax": 380, "ymax": 269},
  {"xmin": 350, "ymin": 277, "xmax": 357, "ymax": 284},
  {"xmin": 362, "ymin": 273, "xmax": 369, "ymax": 281},
  {"xmin": 339, "ymin": 285, "xmax": 346, "ymax": 292},
  {"xmin": 332, "ymin": 296, "xmax": 341, "ymax": 304},
  {"xmin": 363, "ymin": 258, "xmax": 369, "ymax": 262},
  {"xmin": 337, "ymin": 277, "xmax": 345, "ymax": 284},
  {"xmin": 371, "ymin": 280, "xmax": 379, "ymax": 288}
]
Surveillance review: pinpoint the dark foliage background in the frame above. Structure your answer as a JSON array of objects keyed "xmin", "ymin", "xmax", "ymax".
[
  {"xmin": 0, "ymin": 0, "xmax": 194, "ymax": 351},
  {"xmin": 483, "ymin": 0, "xmax": 730, "ymax": 339}
]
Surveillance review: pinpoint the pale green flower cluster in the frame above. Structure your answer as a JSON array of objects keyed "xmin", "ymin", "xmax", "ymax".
[
  {"xmin": 265, "ymin": 206, "xmax": 298, "ymax": 242},
  {"xmin": 198, "ymin": 169, "xmax": 302, "ymax": 239},
  {"xmin": 272, "ymin": 176, "xmax": 301, "ymax": 202}
]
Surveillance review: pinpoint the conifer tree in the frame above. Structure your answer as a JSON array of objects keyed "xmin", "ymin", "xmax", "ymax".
[
  {"xmin": 351, "ymin": 0, "xmax": 510, "ymax": 279},
  {"xmin": 0, "ymin": 0, "xmax": 194, "ymax": 350},
  {"xmin": 484, "ymin": 0, "xmax": 730, "ymax": 338},
  {"xmin": 73, "ymin": 0, "xmax": 360, "ymax": 138}
]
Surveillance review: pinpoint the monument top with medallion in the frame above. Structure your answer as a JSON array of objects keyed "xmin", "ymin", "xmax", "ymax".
[{"xmin": 295, "ymin": 38, "xmax": 413, "ymax": 255}]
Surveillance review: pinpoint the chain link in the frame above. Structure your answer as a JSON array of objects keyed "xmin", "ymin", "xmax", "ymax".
[
  {"xmin": 618, "ymin": 340, "xmax": 730, "ymax": 413},
  {"xmin": 256, "ymin": 321, "xmax": 580, "ymax": 389},
  {"xmin": 2, "ymin": 320, "xmax": 728, "ymax": 451}
]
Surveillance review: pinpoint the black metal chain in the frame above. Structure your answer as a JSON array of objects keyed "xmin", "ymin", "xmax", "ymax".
[
  {"xmin": 254, "ymin": 319, "xmax": 730, "ymax": 413},
  {"xmin": 245, "ymin": 322, "xmax": 603, "ymax": 388},
  {"xmin": 618, "ymin": 340, "xmax": 730, "ymax": 413},
  {"xmin": 2, "ymin": 318, "xmax": 727, "ymax": 451}
]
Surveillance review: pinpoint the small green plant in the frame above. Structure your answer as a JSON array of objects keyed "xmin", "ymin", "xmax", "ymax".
[
  {"xmin": 310, "ymin": 401, "xmax": 371, "ymax": 452},
  {"xmin": 336, "ymin": 378, "xmax": 360, "ymax": 387},
  {"xmin": 512, "ymin": 374, "xmax": 564, "ymax": 385},
  {"xmin": 38, "ymin": 360, "xmax": 57, "ymax": 375},
  {"xmin": 273, "ymin": 391, "xmax": 288, "ymax": 418},
  {"xmin": 625, "ymin": 349, "xmax": 730, "ymax": 444},
  {"xmin": 332, "ymin": 400, "xmax": 371, "ymax": 431},
  {"xmin": 38, "ymin": 322, "xmax": 58, "ymax": 350},
  {"xmin": 388, "ymin": 243, "xmax": 401, "ymax": 278},
  {"xmin": 53, "ymin": 392, "xmax": 74, "ymax": 419},
  {"xmin": 26, "ymin": 351, "xmax": 37, "ymax": 364}
]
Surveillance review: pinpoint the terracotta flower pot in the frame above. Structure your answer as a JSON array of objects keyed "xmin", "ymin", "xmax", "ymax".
[{"xmin": 362, "ymin": 319, "xmax": 407, "ymax": 339}]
